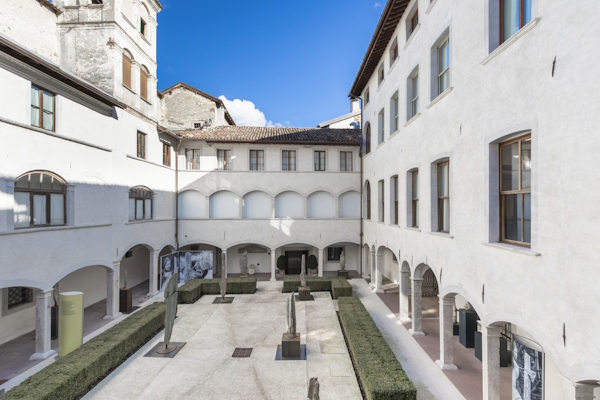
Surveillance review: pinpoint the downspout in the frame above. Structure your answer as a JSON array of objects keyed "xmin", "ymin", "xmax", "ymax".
[
  {"xmin": 359, "ymin": 96, "xmax": 364, "ymax": 278},
  {"xmin": 175, "ymin": 138, "xmax": 181, "ymax": 250}
]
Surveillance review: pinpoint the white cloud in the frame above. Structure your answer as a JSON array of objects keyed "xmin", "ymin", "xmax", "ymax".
[
  {"xmin": 219, "ymin": 95, "xmax": 282, "ymax": 127},
  {"xmin": 374, "ymin": 2, "xmax": 383, "ymax": 9}
]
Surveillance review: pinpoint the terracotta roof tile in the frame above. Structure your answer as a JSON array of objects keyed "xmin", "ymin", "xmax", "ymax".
[{"xmin": 173, "ymin": 126, "xmax": 361, "ymax": 146}]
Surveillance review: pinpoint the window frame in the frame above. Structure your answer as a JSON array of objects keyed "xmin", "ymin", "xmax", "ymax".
[
  {"xmin": 499, "ymin": 133, "xmax": 532, "ymax": 247},
  {"xmin": 122, "ymin": 53, "xmax": 132, "ymax": 89},
  {"xmin": 378, "ymin": 64, "xmax": 385, "ymax": 85},
  {"xmin": 2, "ymin": 287, "xmax": 36, "ymax": 317},
  {"xmin": 14, "ymin": 171, "xmax": 67, "ymax": 229},
  {"xmin": 499, "ymin": 0, "xmax": 531, "ymax": 44},
  {"xmin": 282, "ymin": 150, "xmax": 297, "ymax": 171},
  {"xmin": 378, "ymin": 108, "xmax": 385, "ymax": 144},
  {"xmin": 162, "ymin": 142, "xmax": 171, "ymax": 167},
  {"xmin": 140, "ymin": 18, "xmax": 147, "ymax": 36},
  {"xmin": 412, "ymin": 170, "xmax": 419, "ymax": 228},
  {"xmin": 412, "ymin": 73, "xmax": 419, "ymax": 117},
  {"xmin": 437, "ymin": 36, "xmax": 450, "ymax": 95},
  {"xmin": 390, "ymin": 91, "xmax": 399, "ymax": 133},
  {"xmin": 137, "ymin": 131, "xmax": 146, "ymax": 159},
  {"xmin": 129, "ymin": 186, "xmax": 153, "ymax": 221},
  {"xmin": 314, "ymin": 150, "xmax": 326, "ymax": 171},
  {"xmin": 327, "ymin": 247, "xmax": 344, "ymax": 261},
  {"xmin": 140, "ymin": 68, "xmax": 149, "ymax": 101},
  {"xmin": 392, "ymin": 175, "xmax": 399, "ymax": 225},
  {"xmin": 31, "ymin": 85, "xmax": 55, "ymax": 132},
  {"xmin": 217, "ymin": 149, "xmax": 232, "ymax": 171},
  {"xmin": 185, "ymin": 148, "xmax": 201, "ymax": 170},
  {"xmin": 366, "ymin": 182, "xmax": 371, "ymax": 220},
  {"xmin": 249, "ymin": 149, "xmax": 265, "ymax": 171},
  {"xmin": 365, "ymin": 123, "xmax": 371, "ymax": 154},
  {"xmin": 437, "ymin": 161, "xmax": 450, "ymax": 232},
  {"xmin": 409, "ymin": 9, "xmax": 419, "ymax": 37},
  {"xmin": 390, "ymin": 38, "xmax": 399, "ymax": 66},
  {"xmin": 340, "ymin": 151, "xmax": 353, "ymax": 172},
  {"xmin": 378, "ymin": 179, "xmax": 385, "ymax": 223}
]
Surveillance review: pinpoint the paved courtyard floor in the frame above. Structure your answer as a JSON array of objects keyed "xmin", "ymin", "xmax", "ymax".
[{"xmin": 85, "ymin": 281, "xmax": 361, "ymax": 400}]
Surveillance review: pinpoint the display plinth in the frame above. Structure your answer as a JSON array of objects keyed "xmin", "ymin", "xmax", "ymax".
[
  {"xmin": 119, "ymin": 287, "xmax": 132, "ymax": 313},
  {"xmin": 144, "ymin": 342, "xmax": 186, "ymax": 359},
  {"xmin": 459, "ymin": 309, "xmax": 478, "ymax": 348},
  {"xmin": 337, "ymin": 270, "xmax": 349, "ymax": 279},
  {"xmin": 298, "ymin": 287, "xmax": 311, "ymax": 301},
  {"xmin": 58, "ymin": 292, "xmax": 83, "ymax": 358},
  {"xmin": 281, "ymin": 333, "xmax": 301, "ymax": 358},
  {"xmin": 453, "ymin": 323, "xmax": 459, "ymax": 336},
  {"xmin": 212, "ymin": 297, "xmax": 234, "ymax": 304}
]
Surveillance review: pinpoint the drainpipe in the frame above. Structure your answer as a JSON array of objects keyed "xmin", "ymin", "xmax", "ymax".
[
  {"xmin": 358, "ymin": 96, "xmax": 364, "ymax": 278},
  {"xmin": 175, "ymin": 138, "xmax": 181, "ymax": 250}
]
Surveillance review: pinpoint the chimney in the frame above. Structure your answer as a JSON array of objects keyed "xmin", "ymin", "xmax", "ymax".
[{"xmin": 351, "ymin": 98, "xmax": 360, "ymax": 113}]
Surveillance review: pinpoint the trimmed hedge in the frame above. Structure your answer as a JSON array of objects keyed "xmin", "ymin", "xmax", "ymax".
[
  {"xmin": 282, "ymin": 277, "xmax": 352, "ymax": 299},
  {"xmin": 7, "ymin": 302, "xmax": 166, "ymax": 400},
  {"xmin": 178, "ymin": 278, "xmax": 257, "ymax": 304},
  {"xmin": 338, "ymin": 297, "xmax": 417, "ymax": 400}
]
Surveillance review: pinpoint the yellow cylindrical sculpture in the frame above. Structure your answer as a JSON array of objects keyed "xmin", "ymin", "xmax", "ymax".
[{"xmin": 58, "ymin": 292, "xmax": 84, "ymax": 358}]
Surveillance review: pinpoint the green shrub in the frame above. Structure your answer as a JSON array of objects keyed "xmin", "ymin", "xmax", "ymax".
[
  {"xmin": 178, "ymin": 279, "xmax": 203, "ymax": 304},
  {"xmin": 277, "ymin": 255, "xmax": 287, "ymax": 270},
  {"xmin": 7, "ymin": 302, "xmax": 166, "ymax": 400},
  {"xmin": 331, "ymin": 278, "xmax": 352, "ymax": 299},
  {"xmin": 307, "ymin": 254, "xmax": 318, "ymax": 270},
  {"xmin": 338, "ymin": 297, "xmax": 417, "ymax": 400},
  {"xmin": 199, "ymin": 278, "xmax": 257, "ymax": 295}
]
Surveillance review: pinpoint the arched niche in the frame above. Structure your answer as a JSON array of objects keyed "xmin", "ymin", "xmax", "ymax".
[
  {"xmin": 178, "ymin": 190, "xmax": 206, "ymax": 219},
  {"xmin": 338, "ymin": 190, "xmax": 360, "ymax": 218},
  {"xmin": 275, "ymin": 191, "xmax": 303, "ymax": 219},
  {"xmin": 209, "ymin": 191, "xmax": 239, "ymax": 219},
  {"xmin": 307, "ymin": 191, "xmax": 334, "ymax": 218},
  {"xmin": 242, "ymin": 191, "xmax": 271, "ymax": 219}
]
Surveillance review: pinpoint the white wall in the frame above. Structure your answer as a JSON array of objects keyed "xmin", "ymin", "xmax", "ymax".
[
  {"xmin": 275, "ymin": 191, "xmax": 303, "ymax": 219},
  {"xmin": 226, "ymin": 245, "xmax": 271, "ymax": 274},
  {"xmin": 307, "ymin": 191, "xmax": 334, "ymax": 219},
  {"xmin": 179, "ymin": 190, "xmax": 206, "ymax": 219},
  {"xmin": 339, "ymin": 190, "xmax": 360, "ymax": 218},
  {"xmin": 58, "ymin": 266, "xmax": 108, "ymax": 308},
  {"xmin": 209, "ymin": 191, "xmax": 239, "ymax": 219},
  {"xmin": 242, "ymin": 191, "xmax": 271, "ymax": 219},
  {"xmin": 120, "ymin": 246, "xmax": 150, "ymax": 289}
]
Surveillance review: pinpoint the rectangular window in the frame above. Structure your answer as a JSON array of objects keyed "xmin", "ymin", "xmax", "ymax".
[
  {"xmin": 500, "ymin": 134, "xmax": 531, "ymax": 245},
  {"xmin": 365, "ymin": 88, "xmax": 370, "ymax": 105},
  {"xmin": 366, "ymin": 182, "xmax": 371, "ymax": 220},
  {"xmin": 7, "ymin": 287, "xmax": 33, "ymax": 309},
  {"xmin": 378, "ymin": 180, "xmax": 385, "ymax": 223},
  {"xmin": 340, "ymin": 151, "xmax": 353, "ymax": 172},
  {"xmin": 500, "ymin": 0, "xmax": 532, "ymax": 43},
  {"xmin": 281, "ymin": 150, "xmax": 296, "ymax": 171},
  {"xmin": 378, "ymin": 65, "xmax": 384, "ymax": 85},
  {"xmin": 250, "ymin": 150, "xmax": 264, "ymax": 171},
  {"xmin": 186, "ymin": 149, "xmax": 200, "ymax": 170},
  {"xmin": 378, "ymin": 109, "xmax": 385, "ymax": 144},
  {"xmin": 365, "ymin": 125, "xmax": 371, "ymax": 154},
  {"xmin": 137, "ymin": 132, "xmax": 146, "ymax": 159},
  {"xmin": 393, "ymin": 175, "xmax": 398, "ymax": 225},
  {"xmin": 409, "ymin": 9, "xmax": 419, "ymax": 37},
  {"xmin": 140, "ymin": 70, "xmax": 148, "ymax": 101},
  {"xmin": 328, "ymin": 247, "xmax": 344, "ymax": 261},
  {"xmin": 122, "ymin": 55, "xmax": 132, "ymax": 89},
  {"xmin": 314, "ymin": 151, "xmax": 326, "ymax": 171},
  {"xmin": 140, "ymin": 18, "xmax": 147, "ymax": 36},
  {"xmin": 217, "ymin": 149, "xmax": 231, "ymax": 170},
  {"xmin": 412, "ymin": 170, "xmax": 419, "ymax": 227},
  {"xmin": 390, "ymin": 39, "xmax": 399, "ymax": 65},
  {"xmin": 438, "ymin": 162, "xmax": 449, "ymax": 232},
  {"xmin": 412, "ymin": 74, "xmax": 419, "ymax": 117},
  {"xmin": 390, "ymin": 92, "xmax": 399, "ymax": 133},
  {"xmin": 438, "ymin": 37, "xmax": 450, "ymax": 94},
  {"xmin": 31, "ymin": 85, "xmax": 54, "ymax": 131},
  {"xmin": 162, "ymin": 143, "xmax": 171, "ymax": 167}
]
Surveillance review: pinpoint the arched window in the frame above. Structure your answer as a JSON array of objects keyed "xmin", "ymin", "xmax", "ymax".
[
  {"xmin": 129, "ymin": 186, "xmax": 152, "ymax": 221},
  {"xmin": 14, "ymin": 171, "xmax": 66, "ymax": 228},
  {"xmin": 122, "ymin": 50, "xmax": 133, "ymax": 89},
  {"xmin": 365, "ymin": 123, "xmax": 371, "ymax": 154},
  {"xmin": 365, "ymin": 181, "xmax": 371, "ymax": 220},
  {"xmin": 140, "ymin": 65, "xmax": 149, "ymax": 101}
]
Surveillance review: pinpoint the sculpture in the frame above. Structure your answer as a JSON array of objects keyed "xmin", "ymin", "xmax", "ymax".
[
  {"xmin": 123, "ymin": 268, "xmax": 128, "ymax": 288},
  {"xmin": 339, "ymin": 251, "xmax": 345, "ymax": 270},
  {"xmin": 0, "ymin": 388, "xmax": 5, "ymax": 400},
  {"xmin": 240, "ymin": 251, "xmax": 249, "ymax": 277},
  {"xmin": 286, "ymin": 292, "xmax": 296, "ymax": 339},
  {"xmin": 307, "ymin": 377, "xmax": 320, "ymax": 400},
  {"xmin": 300, "ymin": 255, "xmax": 307, "ymax": 288},
  {"xmin": 220, "ymin": 251, "xmax": 227, "ymax": 301},
  {"xmin": 162, "ymin": 273, "xmax": 178, "ymax": 351},
  {"xmin": 281, "ymin": 291, "xmax": 301, "ymax": 358}
]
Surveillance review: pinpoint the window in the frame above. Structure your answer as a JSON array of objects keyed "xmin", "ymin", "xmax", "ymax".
[
  {"xmin": 91, "ymin": 0, "xmax": 103, "ymax": 4},
  {"xmin": 500, "ymin": 0, "xmax": 531, "ymax": 43},
  {"xmin": 390, "ymin": 38, "xmax": 399, "ymax": 66},
  {"xmin": 162, "ymin": 143, "xmax": 171, "ymax": 167},
  {"xmin": 378, "ymin": 65, "xmax": 384, "ymax": 85},
  {"xmin": 378, "ymin": 109, "xmax": 385, "ymax": 144},
  {"xmin": 137, "ymin": 131, "xmax": 146, "ymax": 159},
  {"xmin": 14, "ymin": 171, "xmax": 66, "ymax": 228},
  {"xmin": 31, "ymin": 85, "xmax": 54, "ymax": 131},
  {"xmin": 282, "ymin": 150, "xmax": 296, "ymax": 171},
  {"xmin": 140, "ymin": 68, "xmax": 149, "ymax": 101},
  {"xmin": 193, "ymin": 122, "xmax": 203, "ymax": 129},
  {"xmin": 122, "ymin": 53, "xmax": 132, "ymax": 89},
  {"xmin": 378, "ymin": 180, "xmax": 384, "ymax": 222},
  {"xmin": 437, "ymin": 37, "xmax": 450, "ymax": 94},
  {"xmin": 250, "ymin": 150, "xmax": 264, "ymax": 171},
  {"xmin": 409, "ymin": 9, "xmax": 419, "ymax": 37},
  {"xmin": 129, "ymin": 186, "xmax": 152, "ymax": 221},
  {"xmin": 364, "ymin": 88, "xmax": 370, "ymax": 105},
  {"xmin": 365, "ymin": 181, "xmax": 371, "ymax": 220},
  {"xmin": 390, "ymin": 91, "xmax": 399, "ymax": 133},
  {"xmin": 314, "ymin": 151, "xmax": 326, "ymax": 171},
  {"xmin": 500, "ymin": 134, "xmax": 531, "ymax": 245},
  {"xmin": 217, "ymin": 149, "xmax": 231, "ymax": 170},
  {"xmin": 411, "ymin": 170, "xmax": 419, "ymax": 227},
  {"xmin": 140, "ymin": 18, "xmax": 147, "ymax": 36},
  {"xmin": 365, "ymin": 123, "xmax": 371, "ymax": 154},
  {"xmin": 392, "ymin": 175, "xmax": 398, "ymax": 225},
  {"xmin": 411, "ymin": 73, "xmax": 419, "ymax": 117},
  {"xmin": 328, "ymin": 247, "xmax": 344, "ymax": 261},
  {"xmin": 186, "ymin": 149, "xmax": 200, "ymax": 170},
  {"xmin": 7, "ymin": 287, "xmax": 33, "ymax": 309},
  {"xmin": 437, "ymin": 161, "xmax": 450, "ymax": 232},
  {"xmin": 340, "ymin": 151, "xmax": 353, "ymax": 172}
]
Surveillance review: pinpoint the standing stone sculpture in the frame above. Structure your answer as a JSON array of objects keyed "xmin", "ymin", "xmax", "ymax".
[
  {"xmin": 0, "ymin": 388, "xmax": 5, "ymax": 400},
  {"xmin": 281, "ymin": 291, "xmax": 301, "ymax": 358},
  {"xmin": 240, "ymin": 251, "xmax": 249, "ymax": 277},
  {"xmin": 308, "ymin": 377, "xmax": 320, "ymax": 400},
  {"xmin": 339, "ymin": 251, "xmax": 346, "ymax": 270},
  {"xmin": 300, "ymin": 255, "xmax": 307, "ymax": 288},
  {"xmin": 123, "ymin": 268, "xmax": 128, "ymax": 288},
  {"xmin": 298, "ymin": 255, "xmax": 311, "ymax": 301},
  {"xmin": 286, "ymin": 292, "xmax": 296, "ymax": 338},
  {"xmin": 219, "ymin": 251, "xmax": 227, "ymax": 301},
  {"xmin": 158, "ymin": 273, "xmax": 178, "ymax": 353}
]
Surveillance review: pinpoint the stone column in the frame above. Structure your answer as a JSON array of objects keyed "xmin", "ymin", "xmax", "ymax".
[
  {"xmin": 361, "ymin": 247, "xmax": 369, "ymax": 279},
  {"xmin": 374, "ymin": 253, "xmax": 383, "ymax": 293},
  {"xmin": 436, "ymin": 296, "xmax": 458, "ymax": 370},
  {"xmin": 270, "ymin": 248, "xmax": 277, "ymax": 282},
  {"xmin": 151, "ymin": 191, "xmax": 157, "ymax": 220},
  {"xmin": 148, "ymin": 249, "xmax": 160, "ymax": 296},
  {"xmin": 303, "ymin": 197, "xmax": 308, "ymax": 218},
  {"xmin": 271, "ymin": 197, "xmax": 276, "ymax": 218},
  {"xmin": 5, "ymin": 179, "xmax": 15, "ymax": 231},
  {"xmin": 409, "ymin": 278, "xmax": 424, "ymax": 336},
  {"xmin": 562, "ymin": 379, "xmax": 596, "ymax": 400},
  {"xmin": 104, "ymin": 261, "xmax": 122, "ymax": 320},
  {"xmin": 334, "ymin": 197, "xmax": 339, "ymax": 218},
  {"xmin": 66, "ymin": 185, "xmax": 75, "ymax": 226},
  {"xmin": 30, "ymin": 290, "xmax": 56, "ymax": 360},
  {"xmin": 318, "ymin": 248, "xmax": 324, "ymax": 277},
  {"xmin": 399, "ymin": 271, "xmax": 411, "ymax": 322},
  {"xmin": 369, "ymin": 249, "xmax": 375, "ymax": 288},
  {"xmin": 482, "ymin": 325, "xmax": 502, "ymax": 400},
  {"xmin": 205, "ymin": 196, "xmax": 210, "ymax": 218},
  {"xmin": 238, "ymin": 197, "xmax": 243, "ymax": 218}
]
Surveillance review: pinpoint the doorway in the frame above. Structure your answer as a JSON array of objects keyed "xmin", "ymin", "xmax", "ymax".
[{"xmin": 285, "ymin": 251, "xmax": 309, "ymax": 275}]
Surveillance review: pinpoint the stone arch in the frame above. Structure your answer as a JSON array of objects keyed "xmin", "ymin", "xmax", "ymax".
[
  {"xmin": 338, "ymin": 190, "xmax": 360, "ymax": 218},
  {"xmin": 209, "ymin": 190, "xmax": 239, "ymax": 219},
  {"xmin": 0, "ymin": 279, "xmax": 47, "ymax": 292},
  {"xmin": 274, "ymin": 191, "xmax": 303, "ymax": 218},
  {"xmin": 178, "ymin": 189, "xmax": 207, "ymax": 219},
  {"xmin": 307, "ymin": 191, "xmax": 334, "ymax": 218},
  {"xmin": 242, "ymin": 190, "xmax": 271, "ymax": 219}
]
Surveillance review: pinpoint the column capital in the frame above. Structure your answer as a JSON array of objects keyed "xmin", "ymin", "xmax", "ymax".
[
  {"xmin": 400, "ymin": 270, "xmax": 410, "ymax": 276},
  {"xmin": 411, "ymin": 277, "xmax": 424, "ymax": 283},
  {"xmin": 484, "ymin": 325, "xmax": 502, "ymax": 337},
  {"xmin": 561, "ymin": 377, "xmax": 596, "ymax": 400},
  {"xmin": 112, "ymin": 260, "xmax": 121, "ymax": 269},
  {"xmin": 441, "ymin": 296, "xmax": 455, "ymax": 306}
]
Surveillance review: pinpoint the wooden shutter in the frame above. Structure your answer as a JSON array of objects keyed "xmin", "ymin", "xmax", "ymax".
[
  {"xmin": 123, "ymin": 55, "xmax": 132, "ymax": 89},
  {"xmin": 140, "ymin": 70, "xmax": 148, "ymax": 100}
]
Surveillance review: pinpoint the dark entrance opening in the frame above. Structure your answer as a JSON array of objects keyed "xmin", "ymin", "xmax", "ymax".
[{"xmin": 285, "ymin": 251, "xmax": 309, "ymax": 275}]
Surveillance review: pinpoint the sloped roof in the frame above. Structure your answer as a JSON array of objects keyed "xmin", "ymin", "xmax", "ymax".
[
  {"xmin": 317, "ymin": 110, "xmax": 361, "ymax": 128},
  {"xmin": 173, "ymin": 126, "xmax": 361, "ymax": 146},
  {"xmin": 158, "ymin": 82, "xmax": 236, "ymax": 125},
  {"xmin": 349, "ymin": 0, "xmax": 409, "ymax": 98}
]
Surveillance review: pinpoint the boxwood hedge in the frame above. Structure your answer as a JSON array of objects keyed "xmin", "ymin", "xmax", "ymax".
[
  {"xmin": 178, "ymin": 278, "xmax": 257, "ymax": 304},
  {"xmin": 282, "ymin": 277, "xmax": 352, "ymax": 299},
  {"xmin": 338, "ymin": 297, "xmax": 417, "ymax": 400},
  {"xmin": 7, "ymin": 302, "xmax": 166, "ymax": 400}
]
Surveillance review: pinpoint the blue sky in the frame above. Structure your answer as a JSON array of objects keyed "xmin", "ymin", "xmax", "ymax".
[{"xmin": 157, "ymin": 1, "xmax": 385, "ymax": 127}]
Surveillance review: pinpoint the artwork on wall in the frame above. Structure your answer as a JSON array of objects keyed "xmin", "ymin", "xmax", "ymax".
[
  {"xmin": 160, "ymin": 251, "xmax": 213, "ymax": 290},
  {"xmin": 512, "ymin": 335, "xmax": 544, "ymax": 400}
]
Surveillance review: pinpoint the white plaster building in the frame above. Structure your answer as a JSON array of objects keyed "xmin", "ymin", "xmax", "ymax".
[
  {"xmin": 0, "ymin": 0, "xmax": 361, "ymax": 384},
  {"xmin": 350, "ymin": 0, "xmax": 600, "ymax": 399},
  {"xmin": 317, "ymin": 98, "xmax": 362, "ymax": 129}
]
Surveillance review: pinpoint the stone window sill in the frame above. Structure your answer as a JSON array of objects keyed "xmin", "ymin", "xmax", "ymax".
[
  {"xmin": 126, "ymin": 154, "xmax": 174, "ymax": 170},
  {"xmin": 126, "ymin": 219, "xmax": 174, "ymax": 225},
  {"xmin": 482, "ymin": 18, "xmax": 540, "ymax": 66},
  {"xmin": 404, "ymin": 113, "xmax": 421, "ymax": 128},
  {"xmin": 123, "ymin": 84, "xmax": 136, "ymax": 95},
  {"xmin": 482, "ymin": 242, "xmax": 540, "ymax": 256},
  {"xmin": 428, "ymin": 231, "xmax": 454, "ymax": 239},
  {"xmin": 141, "ymin": 97, "xmax": 152, "ymax": 106},
  {"xmin": 404, "ymin": 226, "xmax": 421, "ymax": 232},
  {"xmin": 389, "ymin": 129, "xmax": 400, "ymax": 140},
  {"xmin": 426, "ymin": 87, "xmax": 453, "ymax": 109},
  {"xmin": 425, "ymin": 0, "xmax": 438, "ymax": 14},
  {"xmin": 388, "ymin": 57, "xmax": 399, "ymax": 74},
  {"xmin": 404, "ymin": 24, "xmax": 421, "ymax": 50},
  {"xmin": 0, "ymin": 223, "xmax": 111, "ymax": 236}
]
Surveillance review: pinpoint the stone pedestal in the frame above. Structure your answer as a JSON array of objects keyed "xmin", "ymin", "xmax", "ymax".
[
  {"xmin": 119, "ymin": 287, "xmax": 132, "ymax": 313},
  {"xmin": 298, "ymin": 287, "xmax": 311, "ymax": 301},
  {"xmin": 282, "ymin": 333, "xmax": 301, "ymax": 358},
  {"xmin": 459, "ymin": 309, "xmax": 478, "ymax": 348},
  {"xmin": 337, "ymin": 270, "xmax": 349, "ymax": 279}
]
